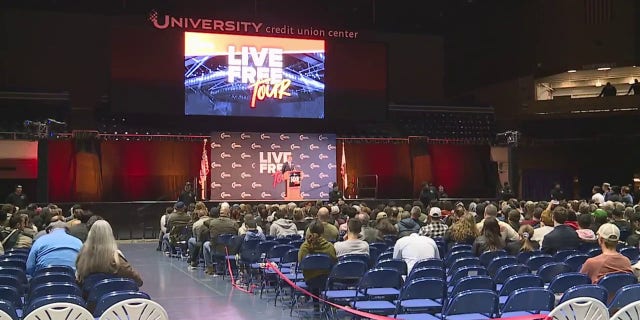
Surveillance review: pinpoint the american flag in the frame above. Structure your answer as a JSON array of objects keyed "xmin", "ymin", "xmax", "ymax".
[
  {"xmin": 585, "ymin": 0, "xmax": 612, "ymax": 24},
  {"xmin": 340, "ymin": 142, "xmax": 347, "ymax": 191},
  {"xmin": 199, "ymin": 139, "xmax": 209, "ymax": 200}
]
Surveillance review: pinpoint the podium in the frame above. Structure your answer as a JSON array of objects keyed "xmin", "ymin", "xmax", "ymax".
[{"xmin": 283, "ymin": 170, "xmax": 304, "ymax": 200}]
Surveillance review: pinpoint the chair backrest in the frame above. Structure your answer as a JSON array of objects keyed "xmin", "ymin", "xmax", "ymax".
[
  {"xmin": 597, "ymin": 272, "xmax": 637, "ymax": 296},
  {"xmin": 407, "ymin": 267, "xmax": 446, "ymax": 282},
  {"xmin": 547, "ymin": 272, "xmax": 591, "ymax": 294},
  {"xmin": 87, "ymin": 278, "xmax": 139, "ymax": 304},
  {"xmin": 494, "ymin": 264, "xmax": 531, "ymax": 284},
  {"xmin": 554, "ymin": 249, "xmax": 580, "ymax": 262},
  {"xmin": 299, "ymin": 254, "xmax": 333, "ymax": 272},
  {"xmin": 526, "ymin": 254, "xmax": 554, "ymax": 271},
  {"xmin": 611, "ymin": 300, "xmax": 640, "ymax": 320},
  {"xmin": 0, "ymin": 259, "xmax": 26, "ymax": 270},
  {"xmin": 280, "ymin": 248, "xmax": 300, "ymax": 265},
  {"xmin": 449, "ymin": 266, "xmax": 488, "ymax": 285},
  {"xmin": 559, "ymin": 284, "xmax": 609, "ymax": 305},
  {"xmin": 383, "ymin": 235, "xmax": 398, "ymax": 247},
  {"xmin": 285, "ymin": 234, "xmax": 302, "ymax": 240},
  {"xmin": 487, "ymin": 256, "xmax": 518, "ymax": 276},
  {"xmin": 588, "ymin": 248, "xmax": 602, "ymax": 257},
  {"xmin": 499, "ymin": 274, "xmax": 544, "ymax": 297},
  {"xmin": 24, "ymin": 295, "xmax": 87, "ymax": 317},
  {"xmin": 275, "ymin": 238, "xmax": 291, "ymax": 244},
  {"xmin": 370, "ymin": 242, "xmax": 388, "ymax": 253},
  {"xmin": 0, "ymin": 285, "xmax": 21, "ymax": 307},
  {"xmin": 517, "ymin": 250, "xmax": 542, "ymax": 264},
  {"xmin": 449, "ymin": 244, "xmax": 473, "ymax": 254},
  {"xmin": 375, "ymin": 259, "xmax": 408, "ymax": 275},
  {"xmin": 376, "ymin": 251, "xmax": 394, "ymax": 263},
  {"xmin": 358, "ymin": 268, "xmax": 402, "ymax": 293},
  {"xmin": 29, "ymin": 282, "xmax": 82, "ymax": 304},
  {"xmin": 338, "ymin": 254, "xmax": 370, "ymax": 267},
  {"xmin": 564, "ymin": 253, "xmax": 590, "ymax": 272},
  {"xmin": 450, "ymin": 275, "xmax": 495, "ymax": 298},
  {"xmin": 267, "ymin": 244, "xmax": 295, "ymax": 259},
  {"xmin": 93, "ymin": 291, "xmax": 151, "ymax": 318},
  {"xmin": 30, "ymin": 272, "xmax": 76, "ymax": 288},
  {"xmin": 448, "ymin": 257, "xmax": 481, "ymax": 276},
  {"xmin": 0, "ymin": 267, "xmax": 27, "ymax": 286},
  {"xmin": 619, "ymin": 247, "xmax": 640, "ymax": 262},
  {"xmin": 0, "ymin": 299, "xmax": 18, "ymax": 320},
  {"xmin": 257, "ymin": 240, "xmax": 278, "ymax": 254},
  {"xmin": 479, "ymin": 250, "xmax": 507, "ymax": 266},
  {"xmin": 445, "ymin": 250, "xmax": 474, "ymax": 267},
  {"xmin": 368, "ymin": 246, "xmax": 380, "ymax": 264},
  {"xmin": 98, "ymin": 298, "xmax": 169, "ymax": 320},
  {"xmin": 501, "ymin": 287, "xmax": 555, "ymax": 314},
  {"xmin": 608, "ymin": 284, "xmax": 640, "ymax": 310},
  {"xmin": 538, "ymin": 262, "xmax": 571, "ymax": 283},
  {"xmin": 289, "ymin": 239, "xmax": 304, "ymax": 248},
  {"xmin": 326, "ymin": 260, "xmax": 368, "ymax": 290},
  {"xmin": 443, "ymin": 289, "xmax": 498, "ymax": 317},
  {"xmin": 399, "ymin": 277, "xmax": 446, "ymax": 301},
  {"xmin": 413, "ymin": 258, "xmax": 444, "ymax": 270},
  {"xmin": 81, "ymin": 273, "xmax": 115, "ymax": 294},
  {"xmin": 35, "ymin": 265, "xmax": 75, "ymax": 277},
  {"xmin": 577, "ymin": 241, "xmax": 599, "ymax": 252},
  {"xmin": 216, "ymin": 233, "xmax": 234, "ymax": 245},
  {"xmin": 0, "ymin": 275, "xmax": 22, "ymax": 294},
  {"xmin": 547, "ymin": 297, "xmax": 609, "ymax": 320},
  {"xmin": 265, "ymin": 235, "xmax": 275, "ymax": 241}
]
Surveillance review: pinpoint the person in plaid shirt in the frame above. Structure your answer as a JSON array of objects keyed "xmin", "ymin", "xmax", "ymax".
[{"xmin": 419, "ymin": 207, "xmax": 449, "ymax": 239}]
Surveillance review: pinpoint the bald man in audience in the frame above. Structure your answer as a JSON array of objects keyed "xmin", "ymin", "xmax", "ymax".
[
  {"xmin": 476, "ymin": 204, "xmax": 520, "ymax": 241},
  {"xmin": 307, "ymin": 207, "xmax": 339, "ymax": 242}
]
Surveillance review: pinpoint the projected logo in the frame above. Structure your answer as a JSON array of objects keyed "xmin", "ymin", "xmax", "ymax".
[
  {"xmin": 184, "ymin": 32, "xmax": 325, "ymax": 119},
  {"xmin": 209, "ymin": 132, "xmax": 336, "ymax": 200}
]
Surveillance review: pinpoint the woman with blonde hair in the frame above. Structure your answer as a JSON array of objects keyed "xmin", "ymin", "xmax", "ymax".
[
  {"xmin": 444, "ymin": 213, "xmax": 479, "ymax": 249},
  {"xmin": 75, "ymin": 220, "xmax": 143, "ymax": 287}
]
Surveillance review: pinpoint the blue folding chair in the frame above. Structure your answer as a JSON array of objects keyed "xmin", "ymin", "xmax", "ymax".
[
  {"xmin": 394, "ymin": 277, "xmax": 446, "ymax": 317},
  {"xmin": 370, "ymin": 242, "xmax": 388, "ymax": 253},
  {"xmin": 368, "ymin": 247, "xmax": 380, "ymax": 265},
  {"xmin": 498, "ymin": 274, "xmax": 544, "ymax": 305},
  {"xmin": 577, "ymin": 241, "xmax": 599, "ymax": 252},
  {"xmin": 339, "ymin": 254, "xmax": 370, "ymax": 268},
  {"xmin": 608, "ymin": 284, "xmax": 640, "ymax": 310},
  {"xmin": 449, "ymin": 244, "xmax": 473, "ymax": 254},
  {"xmin": 288, "ymin": 239, "xmax": 304, "ymax": 248},
  {"xmin": 526, "ymin": 254, "xmax": 554, "ymax": 272},
  {"xmin": 350, "ymin": 268, "xmax": 403, "ymax": 313},
  {"xmin": 597, "ymin": 273, "xmax": 637, "ymax": 299},
  {"xmin": 448, "ymin": 265, "xmax": 487, "ymax": 286},
  {"xmin": 30, "ymin": 272, "xmax": 75, "ymax": 289},
  {"xmin": 383, "ymin": 235, "xmax": 398, "ymax": 247},
  {"xmin": 289, "ymin": 254, "xmax": 334, "ymax": 315},
  {"xmin": 538, "ymin": 262, "xmax": 571, "ymax": 283},
  {"xmin": 0, "ymin": 267, "xmax": 27, "ymax": 291},
  {"xmin": 24, "ymin": 294, "xmax": 86, "ymax": 316},
  {"xmin": 2, "ymin": 252, "xmax": 28, "ymax": 260},
  {"xmin": 0, "ymin": 285, "xmax": 22, "ymax": 308},
  {"xmin": 500, "ymin": 287, "xmax": 555, "ymax": 317},
  {"xmin": 448, "ymin": 275, "xmax": 495, "ymax": 303},
  {"xmin": 517, "ymin": 250, "xmax": 542, "ymax": 264},
  {"xmin": 407, "ymin": 267, "xmax": 446, "ymax": 282},
  {"xmin": 437, "ymin": 289, "xmax": 499, "ymax": 319},
  {"xmin": 87, "ymin": 278, "xmax": 139, "ymax": 305},
  {"xmin": 487, "ymin": 256, "xmax": 518, "ymax": 276},
  {"xmin": 564, "ymin": 253, "xmax": 590, "ymax": 272},
  {"xmin": 285, "ymin": 234, "xmax": 302, "ymax": 241},
  {"xmin": 264, "ymin": 235, "xmax": 275, "ymax": 241},
  {"xmin": 266, "ymin": 244, "xmax": 295, "ymax": 264},
  {"xmin": 377, "ymin": 251, "xmax": 394, "ymax": 263},
  {"xmin": 620, "ymin": 247, "xmax": 640, "ymax": 263},
  {"xmin": 28, "ymin": 282, "xmax": 82, "ymax": 306},
  {"xmin": 323, "ymin": 260, "xmax": 368, "ymax": 307},
  {"xmin": 34, "ymin": 265, "xmax": 75, "ymax": 278},
  {"xmin": 554, "ymin": 250, "xmax": 580, "ymax": 262},
  {"xmin": 494, "ymin": 264, "xmax": 531, "ymax": 289},
  {"xmin": 413, "ymin": 258, "xmax": 444, "ymax": 270},
  {"xmin": 588, "ymin": 248, "xmax": 602, "ymax": 257},
  {"xmin": 93, "ymin": 290, "xmax": 151, "ymax": 317},
  {"xmin": 275, "ymin": 238, "xmax": 291, "ymax": 245},
  {"xmin": 445, "ymin": 250, "xmax": 474, "ymax": 267},
  {"xmin": 0, "ymin": 259, "xmax": 26, "ymax": 271},
  {"xmin": 448, "ymin": 257, "xmax": 481, "ymax": 276},
  {"xmin": 559, "ymin": 284, "xmax": 608, "ymax": 305},
  {"xmin": 0, "ymin": 299, "xmax": 19, "ymax": 320},
  {"xmin": 376, "ymin": 259, "xmax": 408, "ymax": 276},
  {"xmin": 81, "ymin": 273, "xmax": 115, "ymax": 295},
  {"xmin": 547, "ymin": 272, "xmax": 591, "ymax": 294},
  {"xmin": 479, "ymin": 250, "xmax": 507, "ymax": 267}
]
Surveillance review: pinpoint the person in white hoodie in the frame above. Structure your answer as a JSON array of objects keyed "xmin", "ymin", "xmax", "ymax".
[{"xmin": 269, "ymin": 207, "xmax": 298, "ymax": 238}]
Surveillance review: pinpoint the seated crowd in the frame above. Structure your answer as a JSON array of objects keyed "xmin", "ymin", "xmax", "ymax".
[
  {"xmin": 0, "ymin": 202, "xmax": 144, "ymax": 317},
  {"xmin": 160, "ymin": 191, "xmax": 640, "ymax": 315}
]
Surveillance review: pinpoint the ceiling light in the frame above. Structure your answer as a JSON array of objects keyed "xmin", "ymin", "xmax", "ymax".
[
  {"xmin": 597, "ymin": 67, "xmax": 611, "ymax": 71},
  {"xmin": 567, "ymin": 70, "xmax": 577, "ymax": 73}
]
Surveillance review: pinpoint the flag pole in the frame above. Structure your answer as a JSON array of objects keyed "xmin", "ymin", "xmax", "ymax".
[{"xmin": 200, "ymin": 138, "xmax": 209, "ymax": 200}]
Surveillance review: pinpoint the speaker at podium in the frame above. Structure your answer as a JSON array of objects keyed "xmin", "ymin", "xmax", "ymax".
[{"xmin": 284, "ymin": 170, "xmax": 304, "ymax": 200}]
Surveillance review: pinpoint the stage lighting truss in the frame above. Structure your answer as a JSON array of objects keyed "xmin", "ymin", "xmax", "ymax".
[
  {"xmin": 496, "ymin": 131, "xmax": 520, "ymax": 146},
  {"xmin": 23, "ymin": 119, "xmax": 67, "ymax": 139}
]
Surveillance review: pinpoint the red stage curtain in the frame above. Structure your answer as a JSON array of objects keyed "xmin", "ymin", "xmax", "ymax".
[
  {"xmin": 342, "ymin": 142, "xmax": 412, "ymax": 199},
  {"xmin": 428, "ymin": 144, "xmax": 495, "ymax": 198},
  {"xmin": 100, "ymin": 141, "xmax": 201, "ymax": 201},
  {"xmin": 48, "ymin": 140, "xmax": 75, "ymax": 202}
]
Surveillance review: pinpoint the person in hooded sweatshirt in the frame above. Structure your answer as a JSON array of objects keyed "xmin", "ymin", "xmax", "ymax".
[
  {"xmin": 396, "ymin": 211, "xmax": 420, "ymax": 238},
  {"xmin": 269, "ymin": 207, "xmax": 298, "ymax": 238},
  {"xmin": 298, "ymin": 220, "xmax": 337, "ymax": 312}
]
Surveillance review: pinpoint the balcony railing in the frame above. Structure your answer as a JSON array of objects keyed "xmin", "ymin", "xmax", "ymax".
[{"xmin": 523, "ymin": 95, "xmax": 640, "ymax": 117}]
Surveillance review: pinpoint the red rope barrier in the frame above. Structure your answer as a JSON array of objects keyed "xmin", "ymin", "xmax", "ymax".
[{"xmin": 225, "ymin": 247, "xmax": 254, "ymax": 294}]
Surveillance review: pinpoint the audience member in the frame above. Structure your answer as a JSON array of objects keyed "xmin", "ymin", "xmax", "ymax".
[
  {"xmin": 334, "ymin": 219, "xmax": 369, "ymax": 257},
  {"xmin": 580, "ymin": 223, "xmax": 633, "ymax": 283},
  {"xmin": 476, "ymin": 204, "xmax": 519, "ymax": 241},
  {"xmin": 577, "ymin": 213, "xmax": 596, "ymax": 241},
  {"xmin": 627, "ymin": 212, "xmax": 640, "ymax": 247},
  {"xmin": 298, "ymin": 221, "xmax": 336, "ymax": 312},
  {"xmin": 506, "ymin": 225, "xmax": 539, "ymax": 255},
  {"xmin": 26, "ymin": 221, "xmax": 82, "ymax": 276},
  {"xmin": 270, "ymin": 207, "xmax": 298, "ymax": 238},
  {"xmin": 238, "ymin": 213, "xmax": 263, "ymax": 235},
  {"xmin": 591, "ymin": 186, "xmax": 605, "ymax": 204},
  {"xmin": 1, "ymin": 214, "xmax": 33, "ymax": 250},
  {"xmin": 396, "ymin": 210, "xmax": 420, "ymax": 237},
  {"xmin": 444, "ymin": 213, "xmax": 478, "ymax": 249},
  {"xmin": 419, "ymin": 207, "xmax": 448, "ymax": 238},
  {"xmin": 393, "ymin": 232, "xmax": 439, "ymax": 274},
  {"xmin": 507, "ymin": 209, "xmax": 521, "ymax": 232},
  {"xmin": 307, "ymin": 207, "xmax": 338, "ymax": 242},
  {"xmin": 541, "ymin": 207, "xmax": 580, "ymax": 254},
  {"xmin": 473, "ymin": 217, "xmax": 505, "ymax": 256},
  {"xmin": 204, "ymin": 205, "xmax": 238, "ymax": 275},
  {"xmin": 591, "ymin": 209, "xmax": 609, "ymax": 233}
]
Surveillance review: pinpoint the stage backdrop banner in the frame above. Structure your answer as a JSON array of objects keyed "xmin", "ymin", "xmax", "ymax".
[{"xmin": 209, "ymin": 132, "xmax": 337, "ymax": 201}]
